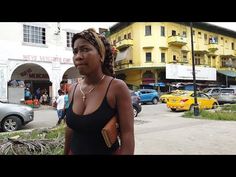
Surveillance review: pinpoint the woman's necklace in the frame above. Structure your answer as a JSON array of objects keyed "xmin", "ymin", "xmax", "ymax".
[{"xmin": 79, "ymin": 75, "xmax": 105, "ymax": 102}]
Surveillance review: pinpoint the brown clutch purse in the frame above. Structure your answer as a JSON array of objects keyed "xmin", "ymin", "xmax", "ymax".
[{"xmin": 101, "ymin": 116, "xmax": 119, "ymax": 148}]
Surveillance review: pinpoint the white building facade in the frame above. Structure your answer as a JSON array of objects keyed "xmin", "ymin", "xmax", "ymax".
[{"xmin": 0, "ymin": 22, "xmax": 81, "ymax": 102}]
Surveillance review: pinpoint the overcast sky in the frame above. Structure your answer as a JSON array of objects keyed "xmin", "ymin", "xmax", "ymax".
[
  {"xmin": 61, "ymin": 22, "xmax": 117, "ymax": 32},
  {"xmin": 61, "ymin": 22, "xmax": 236, "ymax": 32},
  {"xmin": 207, "ymin": 22, "xmax": 236, "ymax": 32}
]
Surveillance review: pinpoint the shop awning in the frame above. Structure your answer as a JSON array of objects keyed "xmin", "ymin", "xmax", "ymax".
[
  {"xmin": 149, "ymin": 82, "xmax": 166, "ymax": 87},
  {"xmin": 115, "ymin": 47, "xmax": 133, "ymax": 62},
  {"xmin": 217, "ymin": 70, "xmax": 236, "ymax": 77}
]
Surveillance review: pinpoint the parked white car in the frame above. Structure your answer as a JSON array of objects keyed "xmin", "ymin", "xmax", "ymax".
[{"xmin": 0, "ymin": 101, "xmax": 34, "ymax": 132}]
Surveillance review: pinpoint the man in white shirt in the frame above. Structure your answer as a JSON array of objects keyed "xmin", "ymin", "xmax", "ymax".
[{"xmin": 56, "ymin": 89, "xmax": 65, "ymax": 125}]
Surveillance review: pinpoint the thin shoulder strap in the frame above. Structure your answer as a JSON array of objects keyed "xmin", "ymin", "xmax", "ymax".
[
  {"xmin": 105, "ymin": 78, "xmax": 115, "ymax": 97},
  {"xmin": 71, "ymin": 83, "xmax": 79, "ymax": 103}
]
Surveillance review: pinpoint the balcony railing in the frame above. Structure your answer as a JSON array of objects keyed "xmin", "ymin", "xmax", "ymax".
[
  {"xmin": 114, "ymin": 61, "xmax": 133, "ymax": 70},
  {"xmin": 167, "ymin": 35, "xmax": 187, "ymax": 46},
  {"xmin": 208, "ymin": 43, "xmax": 218, "ymax": 51},
  {"xmin": 116, "ymin": 39, "xmax": 133, "ymax": 50},
  {"xmin": 168, "ymin": 60, "xmax": 188, "ymax": 64}
]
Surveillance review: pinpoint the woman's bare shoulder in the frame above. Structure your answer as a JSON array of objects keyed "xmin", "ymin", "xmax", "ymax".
[
  {"xmin": 112, "ymin": 78, "xmax": 127, "ymax": 88},
  {"xmin": 111, "ymin": 78, "xmax": 130, "ymax": 94},
  {"xmin": 68, "ymin": 82, "xmax": 80, "ymax": 92}
]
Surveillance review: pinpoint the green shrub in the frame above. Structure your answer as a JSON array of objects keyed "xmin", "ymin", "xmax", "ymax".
[
  {"xmin": 221, "ymin": 104, "xmax": 236, "ymax": 111},
  {"xmin": 183, "ymin": 107, "xmax": 236, "ymax": 121}
]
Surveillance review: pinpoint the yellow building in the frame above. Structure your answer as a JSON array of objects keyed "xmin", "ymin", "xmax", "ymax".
[{"xmin": 108, "ymin": 22, "xmax": 236, "ymax": 89}]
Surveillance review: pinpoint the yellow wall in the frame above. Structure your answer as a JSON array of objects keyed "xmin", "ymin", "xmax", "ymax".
[{"xmin": 109, "ymin": 22, "xmax": 236, "ymax": 86}]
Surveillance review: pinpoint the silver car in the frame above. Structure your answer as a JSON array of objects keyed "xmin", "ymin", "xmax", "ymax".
[
  {"xmin": 202, "ymin": 87, "xmax": 222, "ymax": 96},
  {"xmin": 217, "ymin": 88, "xmax": 236, "ymax": 104},
  {"xmin": 0, "ymin": 101, "xmax": 34, "ymax": 132},
  {"xmin": 203, "ymin": 88, "xmax": 236, "ymax": 104}
]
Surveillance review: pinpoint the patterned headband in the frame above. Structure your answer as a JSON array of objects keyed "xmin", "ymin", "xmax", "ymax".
[{"xmin": 76, "ymin": 30, "xmax": 105, "ymax": 60}]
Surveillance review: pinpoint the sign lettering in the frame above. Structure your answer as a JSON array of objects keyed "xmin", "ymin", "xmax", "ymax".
[{"xmin": 22, "ymin": 55, "xmax": 73, "ymax": 64}]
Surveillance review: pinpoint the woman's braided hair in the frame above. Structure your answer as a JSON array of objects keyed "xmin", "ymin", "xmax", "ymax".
[{"xmin": 72, "ymin": 28, "xmax": 115, "ymax": 77}]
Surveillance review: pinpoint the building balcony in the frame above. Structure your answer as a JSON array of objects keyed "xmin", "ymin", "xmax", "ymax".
[
  {"xmin": 208, "ymin": 43, "xmax": 218, "ymax": 52},
  {"xmin": 193, "ymin": 44, "xmax": 208, "ymax": 54},
  {"xmin": 116, "ymin": 39, "xmax": 133, "ymax": 50},
  {"xmin": 114, "ymin": 61, "xmax": 133, "ymax": 71},
  {"xmin": 220, "ymin": 50, "xmax": 235, "ymax": 57},
  {"xmin": 168, "ymin": 60, "xmax": 188, "ymax": 65},
  {"xmin": 167, "ymin": 35, "xmax": 187, "ymax": 46}
]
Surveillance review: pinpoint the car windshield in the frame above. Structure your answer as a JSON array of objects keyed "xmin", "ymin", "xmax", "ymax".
[
  {"xmin": 202, "ymin": 88, "xmax": 211, "ymax": 93},
  {"xmin": 173, "ymin": 93, "xmax": 187, "ymax": 96}
]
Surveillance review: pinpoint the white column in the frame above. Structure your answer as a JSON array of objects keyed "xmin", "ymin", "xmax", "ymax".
[
  {"xmin": 0, "ymin": 64, "xmax": 8, "ymax": 101},
  {"xmin": 51, "ymin": 61, "xmax": 62, "ymax": 101}
]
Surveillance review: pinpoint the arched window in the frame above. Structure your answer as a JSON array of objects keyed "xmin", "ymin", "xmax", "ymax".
[{"xmin": 142, "ymin": 71, "xmax": 155, "ymax": 84}]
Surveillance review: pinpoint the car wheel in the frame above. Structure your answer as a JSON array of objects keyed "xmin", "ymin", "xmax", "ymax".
[
  {"xmin": 133, "ymin": 107, "xmax": 138, "ymax": 117},
  {"xmin": 152, "ymin": 98, "xmax": 158, "ymax": 104},
  {"xmin": 1, "ymin": 116, "xmax": 22, "ymax": 132},
  {"xmin": 212, "ymin": 102, "xmax": 217, "ymax": 109},
  {"xmin": 171, "ymin": 108, "xmax": 176, "ymax": 112}
]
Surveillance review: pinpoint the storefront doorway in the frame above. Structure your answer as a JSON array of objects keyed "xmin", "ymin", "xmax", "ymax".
[
  {"xmin": 61, "ymin": 66, "xmax": 81, "ymax": 92},
  {"xmin": 9, "ymin": 63, "xmax": 52, "ymax": 104}
]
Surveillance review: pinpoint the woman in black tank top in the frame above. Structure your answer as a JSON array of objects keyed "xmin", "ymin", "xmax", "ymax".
[{"xmin": 64, "ymin": 28, "xmax": 134, "ymax": 155}]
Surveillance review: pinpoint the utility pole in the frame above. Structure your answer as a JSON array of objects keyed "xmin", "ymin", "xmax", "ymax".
[{"xmin": 190, "ymin": 22, "xmax": 200, "ymax": 116}]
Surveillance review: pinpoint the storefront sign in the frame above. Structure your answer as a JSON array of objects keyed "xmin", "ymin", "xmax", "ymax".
[
  {"xmin": 28, "ymin": 73, "xmax": 49, "ymax": 79},
  {"xmin": 166, "ymin": 64, "xmax": 216, "ymax": 81},
  {"xmin": 20, "ymin": 68, "xmax": 49, "ymax": 79},
  {"xmin": 20, "ymin": 68, "xmax": 32, "ymax": 76},
  {"xmin": 22, "ymin": 55, "xmax": 73, "ymax": 64},
  {"xmin": 142, "ymin": 78, "xmax": 155, "ymax": 84}
]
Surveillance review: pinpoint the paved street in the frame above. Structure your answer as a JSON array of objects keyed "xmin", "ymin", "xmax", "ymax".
[
  {"xmin": 23, "ymin": 104, "xmax": 236, "ymax": 154},
  {"xmin": 134, "ymin": 104, "xmax": 236, "ymax": 154},
  {"xmin": 23, "ymin": 106, "xmax": 58, "ymax": 130}
]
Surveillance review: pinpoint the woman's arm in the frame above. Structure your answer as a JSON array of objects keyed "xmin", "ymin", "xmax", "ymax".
[
  {"xmin": 64, "ymin": 84, "xmax": 76, "ymax": 155},
  {"xmin": 64, "ymin": 126, "xmax": 73, "ymax": 155},
  {"xmin": 113, "ymin": 79, "xmax": 135, "ymax": 155}
]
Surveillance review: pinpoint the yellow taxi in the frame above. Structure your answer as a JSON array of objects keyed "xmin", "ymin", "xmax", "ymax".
[
  {"xmin": 160, "ymin": 90, "xmax": 188, "ymax": 103},
  {"xmin": 167, "ymin": 91, "xmax": 218, "ymax": 111}
]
